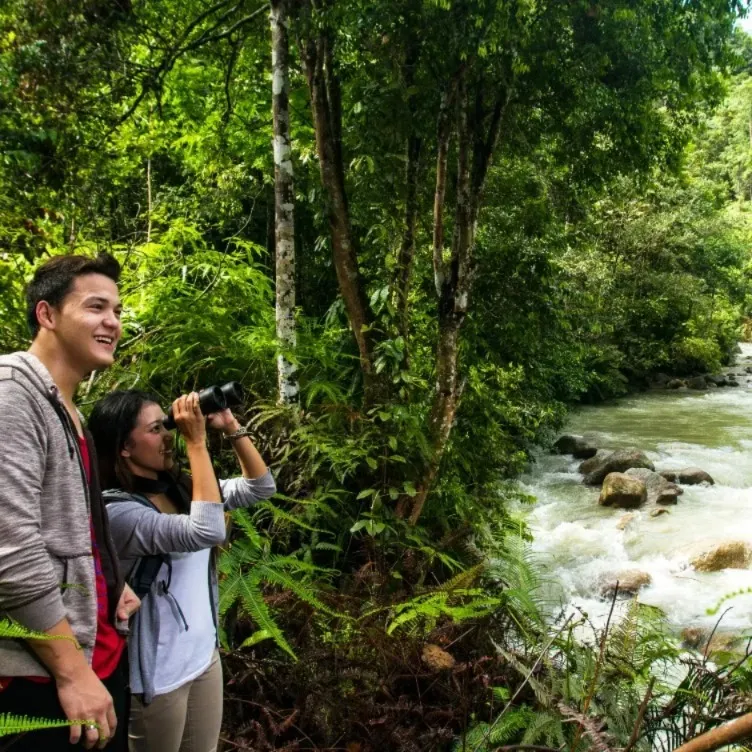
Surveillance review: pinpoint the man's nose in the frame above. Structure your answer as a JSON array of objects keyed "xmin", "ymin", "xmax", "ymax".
[{"xmin": 104, "ymin": 310, "xmax": 121, "ymax": 331}]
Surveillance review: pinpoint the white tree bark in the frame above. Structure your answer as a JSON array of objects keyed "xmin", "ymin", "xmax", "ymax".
[{"xmin": 271, "ymin": 0, "xmax": 299, "ymax": 404}]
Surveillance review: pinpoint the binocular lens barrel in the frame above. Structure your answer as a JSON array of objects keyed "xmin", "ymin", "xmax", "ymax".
[{"xmin": 162, "ymin": 382, "xmax": 244, "ymax": 430}]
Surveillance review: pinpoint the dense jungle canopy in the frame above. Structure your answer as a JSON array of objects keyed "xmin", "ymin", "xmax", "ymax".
[{"xmin": 2, "ymin": 1, "xmax": 752, "ymax": 749}]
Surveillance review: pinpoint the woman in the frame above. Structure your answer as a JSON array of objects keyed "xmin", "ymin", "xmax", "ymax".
[{"xmin": 88, "ymin": 389, "xmax": 276, "ymax": 752}]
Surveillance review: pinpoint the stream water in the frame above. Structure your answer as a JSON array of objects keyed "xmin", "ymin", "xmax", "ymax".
[{"xmin": 521, "ymin": 344, "xmax": 752, "ymax": 636}]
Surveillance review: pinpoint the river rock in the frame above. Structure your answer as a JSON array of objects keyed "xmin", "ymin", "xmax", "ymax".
[
  {"xmin": 650, "ymin": 508, "xmax": 670, "ymax": 517},
  {"xmin": 553, "ymin": 434, "xmax": 597, "ymax": 459},
  {"xmin": 579, "ymin": 449, "xmax": 611, "ymax": 475},
  {"xmin": 681, "ymin": 628, "xmax": 744, "ymax": 656},
  {"xmin": 582, "ymin": 448, "xmax": 655, "ymax": 486},
  {"xmin": 660, "ymin": 467, "xmax": 714, "ymax": 486},
  {"xmin": 687, "ymin": 375, "xmax": 708, "ymax": 390},
  {"xmin": 728, "ymin": 378, "xmax": 741, "ymax": 387},
  {"xmin": 651, "ymin": 372, "xmax": 671, "ymax": 388},
  {"xmin": 667, "ymin": 378, "xmax": 687, "ymax": 389},
  {"xmin": 707, "ymin": 374, "xmax": 727, "ymax": 387},
  {"xmin": 690, "ymin": 540, "xmax": 752, "ymax": 572},
  {"xmin": 625, "ymin": 468, "xmax": 682, "ymax": 505},
  {"xmin": 616, "ymin": 512, "xmax": 639, "ymax": 530},
  {"xmin": 600, "ymin": 570, "xmax": 652, "ymax": 598},
  {"xmin": 599, "ymin": 473, "xmax": 647, "ymax": 508}
]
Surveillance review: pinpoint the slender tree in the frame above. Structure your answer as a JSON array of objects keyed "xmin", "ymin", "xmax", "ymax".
[{"xmin": 271, "ymin": 0, "xmax": 299, "ymax": 404}]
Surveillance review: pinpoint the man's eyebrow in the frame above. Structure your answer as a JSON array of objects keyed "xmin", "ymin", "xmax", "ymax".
[{"xmin": 84, "ymin": 295, "xmax": 120, "ymax": 305}]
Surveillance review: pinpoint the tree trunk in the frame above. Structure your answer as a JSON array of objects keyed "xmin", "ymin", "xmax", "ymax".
[
  {"xmin": 409, "ymin": 79, "xmax": 510, "ymax": 525},
  {"xmin": 393, "ymin": 25, "xmax": 421, "ymax": 345},
  {"xmin": 394, "ymin": 134, "xmax": 421, "ymax": 343},
  {"xmin": 300, "ymin": 14, "xmax": 377, "ymax": 397},
  {"xmin": 432, "ymin": 85, "xmax": 454, "ymax": 299},
  {"xmin": 271, "ymin": 0, "xmax": 299, "ymax": 404}
]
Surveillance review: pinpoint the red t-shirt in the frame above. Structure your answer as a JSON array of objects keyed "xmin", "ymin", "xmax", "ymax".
[
  {"xmin": 0, "ymin": 436, "xmax": 125, "ymax": 690},
  {"xmin": 80, "ymin": 436, "xmax": 126, "ymax": 679}
]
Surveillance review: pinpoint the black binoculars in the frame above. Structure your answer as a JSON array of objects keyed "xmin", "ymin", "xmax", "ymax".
[{"xmin": 163, "ymin": 381, "xmax": 244, "ymax": 430}]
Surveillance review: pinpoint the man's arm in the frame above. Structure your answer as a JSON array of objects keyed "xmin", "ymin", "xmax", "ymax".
[
  {"xmin": 0, "ymin": 381, "xmax": 114, "ymax": 749},
  {"xmin": 27, "ymin": 619, "xmax": 116, "ymax": 747},
  {"xmin": 0, "ymin": 381, "xmax": 64, "ymax": 627}
]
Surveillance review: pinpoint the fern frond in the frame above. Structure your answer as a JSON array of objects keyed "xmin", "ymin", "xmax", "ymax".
[
  {"xmin": 436, "ymin": 562, "xmax": 486, "ymax": 592},
  {"xmin": 220, "ymin": 569, "xmax": 297, "ymax": 660},
  {"xmin": 254, "ymin": 563, "xmax": 341, "ymax": 617},
  {"xmin": 0, "ymin": 713, "xmax": 91, "ymax": 738},
  {"xmin": 0, "ymin": 617, "xmax": 79, "ymax": 646},
  {"xmin": 254, "ymin": 500, "xmax": 327, "ymax": 533}
]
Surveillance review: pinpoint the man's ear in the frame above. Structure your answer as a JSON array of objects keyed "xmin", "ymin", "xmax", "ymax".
[{"xmin": 35, "ymin": 301, "xmax": 56, "ymax": 331}]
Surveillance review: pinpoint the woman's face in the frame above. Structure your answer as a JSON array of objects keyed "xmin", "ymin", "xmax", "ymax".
[{"xmin": 121, "ymin": 402, "xmax": 175, "ymax": 479}]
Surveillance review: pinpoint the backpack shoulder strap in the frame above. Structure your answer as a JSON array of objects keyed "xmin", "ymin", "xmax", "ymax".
[{"xmin": 103, "ymin": 489, "xmax": 170, "ymax": 599}]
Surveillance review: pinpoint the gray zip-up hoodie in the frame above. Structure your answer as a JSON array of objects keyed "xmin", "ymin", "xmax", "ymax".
[{"xmin": 0, "ymin": 352, "xmax": 123, "ymax": 676}]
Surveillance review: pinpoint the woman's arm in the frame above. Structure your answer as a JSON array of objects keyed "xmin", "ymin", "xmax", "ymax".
[
  {"xmin": 174, "ymin": 392, "xmax": 222, "ymax": 503},
  {"xmin": 206, "ymin": 409, "xmax": 268, "ymax": 479},
  {"xmin": 220, "ymin": 471, "xmax": 277, "ymax": 511},
  {"xmin": 107, "ymin": 500, "xmax": 226, "ymax": 557}
]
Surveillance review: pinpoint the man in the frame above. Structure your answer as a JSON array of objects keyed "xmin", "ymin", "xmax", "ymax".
[{"xmin": 0, "ymin": 253, "xmax": 140, "ymax": 751}]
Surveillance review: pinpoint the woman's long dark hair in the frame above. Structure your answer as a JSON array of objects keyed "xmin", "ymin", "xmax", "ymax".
[{"xmin": 88, "ymin": 389, "xmax": 163, "ymax": 492}]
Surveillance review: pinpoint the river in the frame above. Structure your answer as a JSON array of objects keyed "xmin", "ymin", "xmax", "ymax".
[{"xmin": 521, "ymin": 344, "xmax": 752, "ymax": 636}]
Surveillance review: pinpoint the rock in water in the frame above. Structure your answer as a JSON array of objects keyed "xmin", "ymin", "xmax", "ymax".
[
  {"xmin": 579, "ymin": 449, "xmax": 612, "ymax": 475},
  {"xmin": 553, "ymin": 434, "xmax": 597, "ymax": 459},
  {"xmin": 690, "ymin": 541, "xmax": 752, "ymax": 572},
  {"xmin": 598, "ymin": 473, "xmax": 647, "ymax": 508},
  {"xmin": 600, "ymin": 570, "xmax": 652, "ymax": 598},
  {"xmin": 660, "ymin": 467, "xmax": 714, "ymax": 486},
  {"xmin": 687, "ymin": 375, "xmax": 708, "ymax": 390},
  {"xmin": 616, "ymin": 512, "xmax": 638, "ymax": 530},
  {"xmin": 681, "ymin": 627, "xmax": 744, "ymax": 656},
  {"xmin": 582, "ymin": 448, "xmax": 655, "ymax": 486},
  {"xmin": 625, "ymin": 467, "xmax": 682, "ymax": 505},
  {"xmin": 650, "ymin": 508, "xmax": 670, "ymax": 518}
]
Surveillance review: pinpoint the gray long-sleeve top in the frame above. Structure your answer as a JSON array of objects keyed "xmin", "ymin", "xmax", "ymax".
[{"xmin": 106, "ymin": 470, "xmax": 276, "ymax": 702}]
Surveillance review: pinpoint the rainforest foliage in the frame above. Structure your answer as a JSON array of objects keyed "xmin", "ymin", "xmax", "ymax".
[{"xmin": 1, "ymin": 1, "xmax": 752, "ymax": 749}]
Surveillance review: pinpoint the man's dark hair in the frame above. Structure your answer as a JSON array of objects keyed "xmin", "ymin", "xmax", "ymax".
[{"xmin": 25, "ymin": 252, "xmax": 121, "ymax": 337}]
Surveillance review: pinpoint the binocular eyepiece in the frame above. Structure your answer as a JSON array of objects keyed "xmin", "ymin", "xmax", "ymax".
[{"xmin": 163, "ymin": 381, "xmax": 244, "ymax": 430}]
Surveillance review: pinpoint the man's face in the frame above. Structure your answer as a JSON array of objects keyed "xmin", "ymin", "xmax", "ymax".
[{"xmin": 52, "ymin": 273, "xmax": 123, "ymax": 373}]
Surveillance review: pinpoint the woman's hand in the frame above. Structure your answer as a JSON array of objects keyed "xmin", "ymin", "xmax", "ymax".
[
  {"xmin": 172, "ymin": 392, "xmax": 206, "ymax": 446},
  {"xmin": 206, "ymin": 408, "xmax": 240, "ymax": 435}
]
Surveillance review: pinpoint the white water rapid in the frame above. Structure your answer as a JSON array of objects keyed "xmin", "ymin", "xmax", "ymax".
[{"xmin": 521, "ymin": 344, "xmax": 752, "ymax": 636}]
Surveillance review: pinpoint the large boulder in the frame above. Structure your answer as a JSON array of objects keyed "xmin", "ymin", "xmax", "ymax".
[
  {"xmin": 707, "ymin": 374, "xmax": 728, "ymax": 387},
  {"xmin": 667, "ymin": 379, "xmax": 687, "ymax": 390},
  {"xmin": 553, "ymin": 434, "xmax": 597, "ymax": 459},
  {"xmin": 599, "ymin": 473, "xmax": 647, "ymax": 509},
  {"xmin": 687, "ymin": 375, "xmax": 708, "ymax": 390},
  {"xmin": 660, "ymin": 467, "xmax": 714, "ymax": 486},
  {"xmin": 600, "ymin": 570, "xmax": 652, "ymax": 598},
  {"xmin": 690, "ymin": 541, "xmax": 752, "ymax": 572},
  {"xmin": 582, "ymin": 448, "xmax": 655, "ymax": 486},
  {"xmin": 579, "ymin": 449, "xmax": 612, "ymax": 476},
  {"xmin": 625, "ymin": 468, "xmax": 683, "ymax": 505},
  {"xmin": 650, "ymin": 372, "xmax": 671, "ymax": 388}
]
